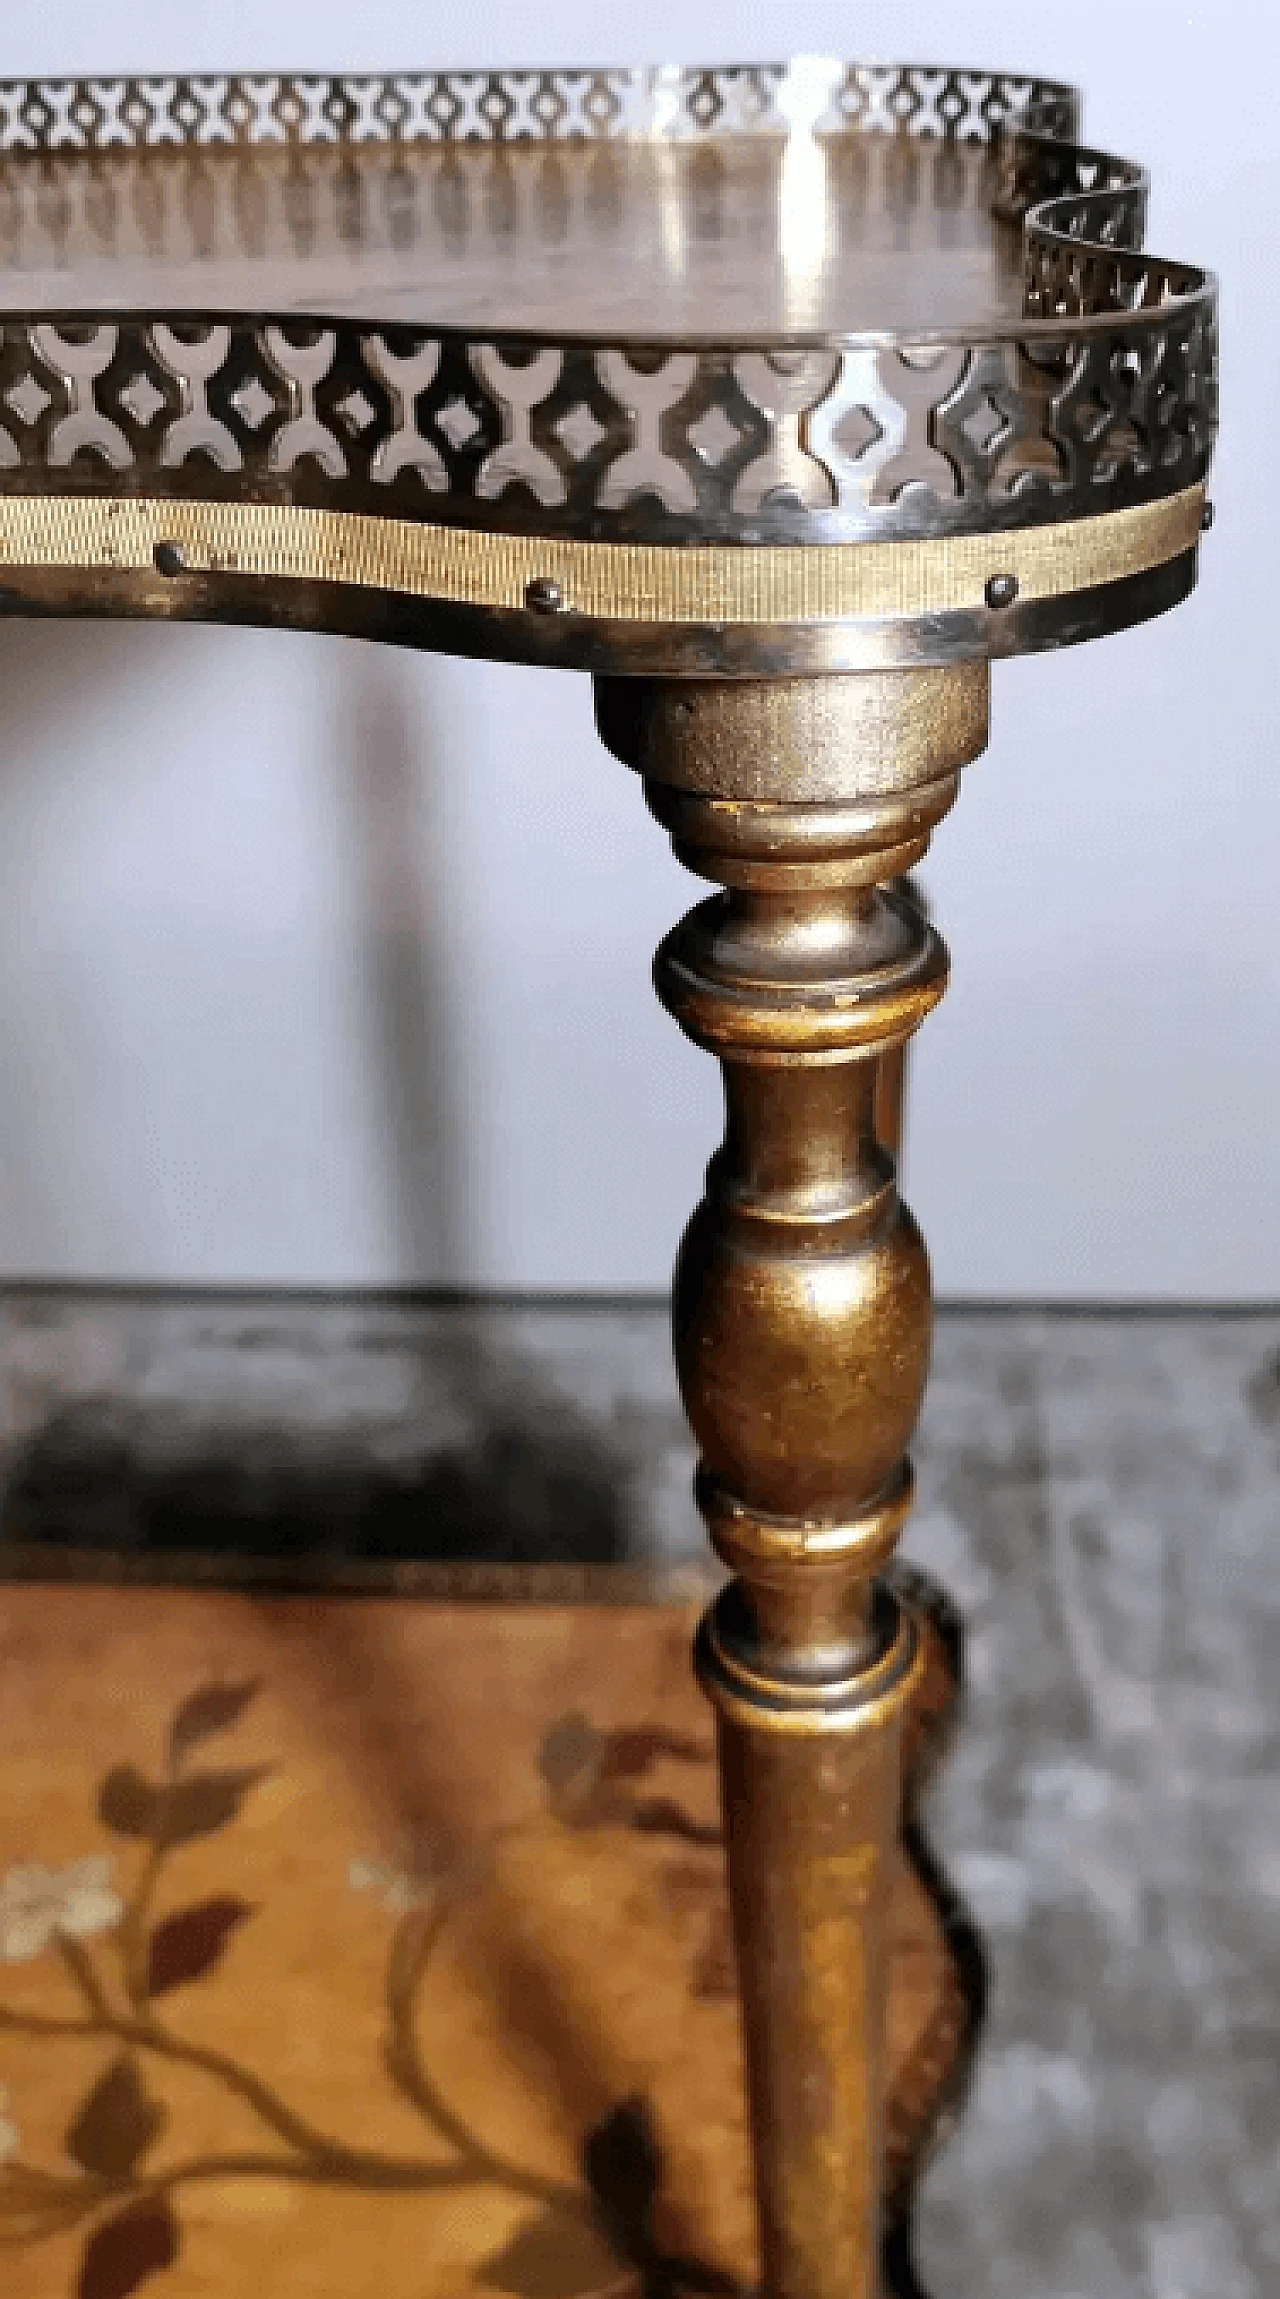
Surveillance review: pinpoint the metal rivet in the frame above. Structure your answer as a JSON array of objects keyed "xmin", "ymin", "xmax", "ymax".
[
  {"xmin": 524, "ymin": 574, "xmax": 566, "ymax": 614},
  {"xmin": 153, "ymin": 539, "xmax": 188, "ymax": 578},
  {"xmin": 1201, "ymin": 499, "xmax": 1215, "ymax": 532},
  {"xmin": 984, "ymin": 571, "xmax": 1019, "ymax": 610}
]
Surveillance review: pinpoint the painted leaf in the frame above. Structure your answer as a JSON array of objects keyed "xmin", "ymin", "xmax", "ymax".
[
  {"xmin": 79, "ymin": 2200, "xmax": 178, "ymax": 2299},
  {"xmin": 66, "ymin": 2057, "xmax": 165, "ymax": 2178},
  {"xmin": 583, "ymin": 2099, "xmax": 660, "ymax": 2231},
  {"xmin": 630, "ymin": 1797, "xmax": 720, "ymax": 1847},
  {"xmin": 168, "ymin": 1679, "xmax": 261, "ymax": 1766},
  {"xmin": 156, "ymin": 1768, "xmax": 269, "ymax": 1848},
  {"xmin": 477, "ymin": 2209, "xmax": 621, "ymax": 2298},
  {"xmin": 537, "ymin": 1714, "xmax": 599, "ymax": 1793},
  {"xmin": 97, "ymin": 1766, "xmax": 160, "ymax": 1839},
  {"xmin": 99, "ymin": 1765, "xmax": 268, "ymax": 1848},
  {"xmin": 598, "ymin": 1727, "xmax": 709, "ymax": 1782},
  {"xmin": 147, "ymin": 1896, "xmax": 254, "ymax": 1996}
]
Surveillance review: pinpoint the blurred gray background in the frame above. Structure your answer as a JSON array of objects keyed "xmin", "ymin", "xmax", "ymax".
[{"xmin": 0, "ymin": 0, "xmax": 1272, "ymax": 1297}]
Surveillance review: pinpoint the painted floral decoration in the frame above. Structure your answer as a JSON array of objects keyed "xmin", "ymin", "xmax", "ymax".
[
  {"xmin": 0, "ymin": 1679, "xmax": 731, "ymax": 2299},
  {"xmin": 0, "ymin": 1859, "xmax": 123, "ymax": 1964}
]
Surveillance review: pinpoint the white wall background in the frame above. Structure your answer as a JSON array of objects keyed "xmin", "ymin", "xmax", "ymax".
[{"xmin": 0, "ymin": 0, "xmax": 1273, "ymax": 1298}]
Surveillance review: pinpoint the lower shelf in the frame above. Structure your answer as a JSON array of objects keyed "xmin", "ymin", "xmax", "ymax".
[{"xmin": 0, "ymin": 1567, "xmax": 980, "ymax": 2299}]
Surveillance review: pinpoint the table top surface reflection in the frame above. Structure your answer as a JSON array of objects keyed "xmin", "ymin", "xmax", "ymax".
[{"xmin": 0, "ymin": 130, "xmax": 1025, "ymax": 339}]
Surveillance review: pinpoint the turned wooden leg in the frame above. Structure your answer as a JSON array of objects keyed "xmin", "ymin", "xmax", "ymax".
[
  {"xmin": 874, "ymin": 877, "xmax": 928, "ymax": 1162},
  {"xmin": 596, "ymin": 669, "xmax": 988, "ymax": 2299}
]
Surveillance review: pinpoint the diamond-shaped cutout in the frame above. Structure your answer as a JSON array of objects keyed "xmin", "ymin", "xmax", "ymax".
[
  {"xmin": 322, "ymin": 89, "xmax": 357, "ymax": 134},
  {"xmin": 119, "ymin": 372, "xmax": 166, "ymax": 428},
  {"xmin": 960, "ymin": 393, "xmax": 1009, "ymax": 454},
  {"xmin": 19, "ymin": 93, "xmax": 55, "ymax": 138},
  {"xmin": 583, "ymin": 79, "xmax": 621, "ymax": 128},
  {"xmin": 687, "ymin": 404, "xmax": 742, "ymax": 464},
  {"xmin": 832, "ymin": 403, "xmax": 883, "ymax": 461},
  {"xmin": 221, "ymin": 86, "xmax": 255, "ymax": 134},
  {"xmin": 555, "ymin": 402, "xmax": 606, "ymax": 462},
  {"xmin": 335, "ymin": 388, "xmax": 377, "ymax": 436},
  {"xmin": 532, "ymin": 84, "xmax": 567, "ymax": 130},
  {"xmin": 231, "ymin": 377, "xmax": 276, "ymax": 431},
  {"xmin": 479, "ymin": 83, "xmax": 516, "ymax": 131},
  {"xmin": 426, "ymin": 86, "xmax": 464, "ymax": 134},
  {"xmin": 375, "ymin": 88, "xmax": 412, "ymax": 133},
  {"xmin": 1071, "ymin": 393, "xmax": 1111, "ymax": 443},
  {"xmin": 5, "ymin": 375, "xmax": 50, "ymax": 427},
  {"xmin": 436, "ymin": 397, "xmax": 482, "ymax": 450},
  {"xmin": 271, "ymin": 89, "xmax": 306, "ymax": 134},
  {"xmin": 1155, "ymin": 385, "xmax": 1181, "ymax": 429},
  {"xmin": 71, "ymin": 94, "xmax": 106, "ymax": 138}
]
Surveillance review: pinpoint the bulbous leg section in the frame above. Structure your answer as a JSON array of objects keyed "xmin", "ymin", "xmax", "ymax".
[{"xmin": 596, "ymin": 668, "xmax": 987, "ymax": 2299}]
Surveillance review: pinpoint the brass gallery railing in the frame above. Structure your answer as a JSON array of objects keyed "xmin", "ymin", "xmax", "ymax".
[{"xmin": 0, "ymin": 63, "xmax": 1216, "ymax": 551}]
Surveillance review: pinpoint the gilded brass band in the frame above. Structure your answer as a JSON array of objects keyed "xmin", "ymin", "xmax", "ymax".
[{"xmin": 0, "ymin": 485, "xmax": 1204, "ymax": 630}]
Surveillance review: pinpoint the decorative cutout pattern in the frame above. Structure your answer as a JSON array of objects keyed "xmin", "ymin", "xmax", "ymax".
[
  {"xmin": 0, "ymin": 64, "xmax": 1215, "ymax": 549},
  {"xmin": 0, "ymin": 65, "xmax": 1077, "ymax": 152},
  {"xmin": 33, "ymin": 326, "xmax": 130, "ymax": 469},
  {"xmin": 0, "ymin": 310, "xmax": 1214, "ymax": 546},
  {"xmin": 151, "ymin": 325, "xmax": 240, "ymax": 471},
  {"xmin": 472, "ymin": 345, "xmax": 565, "ymax": 506},
  {"xmin": 263, "ymin": 326, "xmax": 345, "ymax": 476},
  {"xmin": 733, "ymin": 352, "xmax": 842, "ymax": 511},
  {"xmin": 365, "ymin": 335, "xmax": 446, "ymax": 491},
  {"xmin": 596, "ymin": 351, "xmax": 699, "ymax": 513}
]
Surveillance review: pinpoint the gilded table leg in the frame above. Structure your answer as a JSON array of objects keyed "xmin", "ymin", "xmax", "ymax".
[
  {"xmin": 596, "ymin": 669, "xmax": 989, "ymax": 2299},
  {"xmin": 874, "ymin": 877, "xmax": 928, "ymax": 1162}
]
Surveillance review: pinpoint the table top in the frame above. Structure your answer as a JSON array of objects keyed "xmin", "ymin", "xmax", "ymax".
[
  {"xmin": 1, "ymin": 113, "xmax": 1027, "ymax": 340},
  {"xmin": 0, "ymin": 61, "xmax": 1216, "ymax": 675}
]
